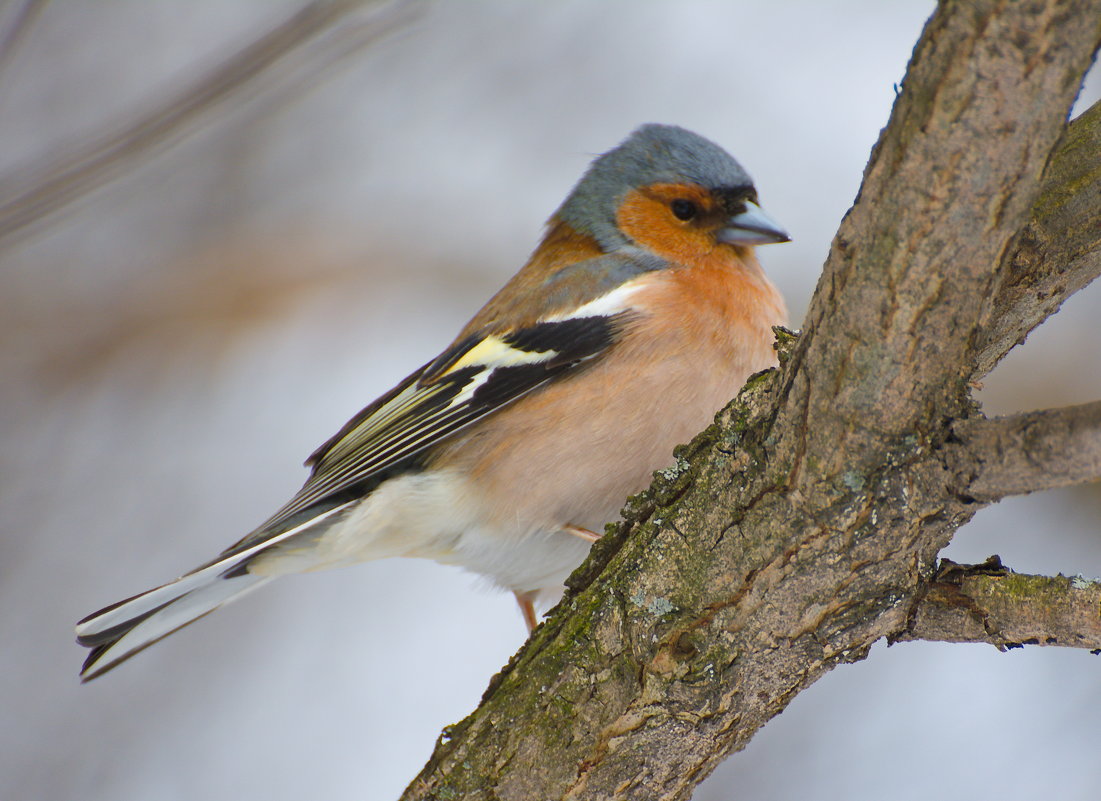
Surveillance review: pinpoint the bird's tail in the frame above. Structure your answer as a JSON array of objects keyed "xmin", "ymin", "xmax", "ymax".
[
  {"xmin": 77, "ymin": 500, "xmax": 354, "ymax": 680},
  {"xmin": 75, "ymin": 564, "xmax": 271, "ymax": 682}
]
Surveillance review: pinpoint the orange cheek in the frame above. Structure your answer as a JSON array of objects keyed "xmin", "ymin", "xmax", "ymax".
[{"xmin": 615, "ymin": 188, "xmax": 720, "ymax": 269}]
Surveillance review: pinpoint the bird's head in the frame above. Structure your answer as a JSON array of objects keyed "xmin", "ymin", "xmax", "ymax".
[{"xmin": 555, "ymin": 124, "xmax": 789, "ymax": 265}]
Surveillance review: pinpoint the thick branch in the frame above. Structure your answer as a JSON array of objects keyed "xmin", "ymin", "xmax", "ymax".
[
  {"xmin": 896, "ymin": 557, "xmax": 1101, "ymax": 651},
  {"xmin": 402, "ymin": 4, "xmax": 1101, "ymax": 801},
  {"xmin": 950, "ymin": 400, "xmax": 1101, "ymax": 501},
  {"xmin": 776, "ymin": 3, "xmax": 1101, "ymax": 488},
  {"xmin": 975, "ymin": 100, "xmax": 1101, "ymax": 378}
]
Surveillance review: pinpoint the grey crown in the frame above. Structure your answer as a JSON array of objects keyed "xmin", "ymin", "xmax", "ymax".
[{"xmin": 555, "ymin": 124, "xmax": 755, "ymax": 251}]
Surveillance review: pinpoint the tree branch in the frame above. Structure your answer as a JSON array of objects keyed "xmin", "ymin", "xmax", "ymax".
[
  {"xmin": 401, "ymin": 3, "xmax": 1101, "ymax": 800},
  {"xmin": 974, "ymin": 99, "xmax": 1101, "ymax": 379},
  {"xmin": 949, "ymin": 400, "xmax": 1101, "ymax": 501},
  {"xmin": 894, "ymin": 556, "xmax": 1101, "ymax": 651},
  {"xmin": 778, "ymin": 3, "xmax": 1098, "ymax": 482}
]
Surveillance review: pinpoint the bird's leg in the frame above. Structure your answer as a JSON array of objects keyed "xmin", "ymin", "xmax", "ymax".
[
  {"xmin": 514, "ymin": 590, "xmax": 539, "ymax": 632},
  {"xmin": 563, "ymin": 523, "xmax": 601, "ymax": 543},
  {"xmin": 514, "ymin": 527, "xmax": 600, "ymax": 631}
]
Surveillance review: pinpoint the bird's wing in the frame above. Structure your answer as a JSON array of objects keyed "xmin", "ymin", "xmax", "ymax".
[
  {"xmin": 74, "ymin": 269, "xmax": 656, "ymax": 680},
  {"xmin": 218, "ymin": 295, "xmax": 643, "ymax": 559}
]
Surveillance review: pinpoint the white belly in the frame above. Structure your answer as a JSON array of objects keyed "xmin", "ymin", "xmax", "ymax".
[{"xmin": 252, "ymin": 468, "xmax": 594, "ymax": 593}]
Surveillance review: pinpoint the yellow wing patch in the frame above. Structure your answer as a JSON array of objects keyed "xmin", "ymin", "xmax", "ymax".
[{"xmin": 442, "ymin": 334, "xmax": 558, "ymax": 375}]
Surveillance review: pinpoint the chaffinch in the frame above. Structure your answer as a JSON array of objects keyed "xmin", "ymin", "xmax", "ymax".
[{"xmin": 76, "ymin": 124, "xmax": 789, "ymax": 680}]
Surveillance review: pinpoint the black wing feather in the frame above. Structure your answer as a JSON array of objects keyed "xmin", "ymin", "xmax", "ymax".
[{"xmin": 219, "ymin": 311, "xmax": 632, "ymax": 558}]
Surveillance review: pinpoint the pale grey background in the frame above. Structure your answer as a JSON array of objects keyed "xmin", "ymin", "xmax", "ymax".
[{"xmin": 2, "ymin": 2, "xmax": 1099, "ymax": 800}]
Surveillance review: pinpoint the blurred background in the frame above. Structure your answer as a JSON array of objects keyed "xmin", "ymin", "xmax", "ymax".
[{"xmin": 2, "ymin": 1, "xmax": 1099, "ymax": 799}]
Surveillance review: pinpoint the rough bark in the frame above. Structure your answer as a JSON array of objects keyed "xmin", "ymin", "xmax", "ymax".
[
  {"xmin": 401, "ymin": 2, "xmax": 1101, "ymax": 800},
  {"xmin": 897, "ymin": 556, "xmax": 1101, "ymax": 651},
  {"xmin": 950, "ymin": 401, "xmax": 1101, "ymax": 501},
  {"xmin": 975, "ymin": 99, "xmax": 1101, "ymax": 378}
]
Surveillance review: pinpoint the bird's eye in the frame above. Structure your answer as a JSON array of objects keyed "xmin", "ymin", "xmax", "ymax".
[{"xmin": 671, "ymin": 199, "xmax": 698, "ymax": 221}]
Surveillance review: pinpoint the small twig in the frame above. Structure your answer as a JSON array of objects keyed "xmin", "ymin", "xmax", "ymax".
[
  {"xmin": 950, "ymin": 400, "xmax": 1101, "ymax": 501},
  {"xmin": 894, "ymin": 557, "xmax": 1101, "ymax": 651}
]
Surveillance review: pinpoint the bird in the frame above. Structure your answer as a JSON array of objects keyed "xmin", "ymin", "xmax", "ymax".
[{"xmin": 75, "ymin": 123, "xmax": 790, "ymax": 681}]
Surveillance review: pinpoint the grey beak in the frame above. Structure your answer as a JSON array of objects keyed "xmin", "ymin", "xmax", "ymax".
[{"xmin": 716, "ymin": 201, "xmax": 790, "ymax": 246}]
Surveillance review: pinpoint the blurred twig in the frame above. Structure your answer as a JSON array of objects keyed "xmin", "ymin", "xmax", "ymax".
[
  {"xmin": 0, "ymin": 0, "xmax": 421, "ymax": 249},
  {"xmin": 0, "ymin": 0, "xmax": 48, "ymax": 83}
]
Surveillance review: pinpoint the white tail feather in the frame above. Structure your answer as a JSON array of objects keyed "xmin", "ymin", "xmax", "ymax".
[
  {"xmin": 77, "ymin": 501, "xmax": 356, "ymax": 680},
  {"xmin": 78, "ymin": 572, "xmax": 270, "ymax": 681},
  {"xmin": 76, "ymin": 502, "xmax": 351, "ymax": 643}
]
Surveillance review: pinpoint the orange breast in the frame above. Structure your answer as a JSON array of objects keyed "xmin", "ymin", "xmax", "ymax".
[{"xmin": 431, "ymin": 249, "xmax": 787, "ymax": 538}]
